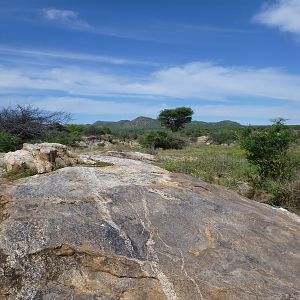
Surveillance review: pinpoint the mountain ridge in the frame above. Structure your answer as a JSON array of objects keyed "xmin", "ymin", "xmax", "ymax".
[{"xmin": 94, "ymin": 116, "xmax": 242, "ymax": 130}]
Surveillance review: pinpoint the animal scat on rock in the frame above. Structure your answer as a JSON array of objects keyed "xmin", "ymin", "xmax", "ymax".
[{"xmin": 0, "ymin": 153, "xmax": 299, "ymax": 299}]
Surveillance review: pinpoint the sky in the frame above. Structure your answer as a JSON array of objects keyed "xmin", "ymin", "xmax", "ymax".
[{"xmin": 0, "ymin": 0, "xmax": 300, "ymax": 124}]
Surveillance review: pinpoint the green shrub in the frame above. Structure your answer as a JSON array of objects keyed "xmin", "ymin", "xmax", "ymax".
[
  {"xmin": 0, "ymin": 132, "xmax": 22, "ymax": 152},
  {"xmin": 209, "ymin": 129, "xmax": 238, "ymax": 145},
  {"xmin": 111, "ymin": 128, "xmax": 144, "ymax": 141},
  {"xmin": 66, "ymin": 124, "xmax": 87, "ymax": 133},
  {"xmin": 240, "ymin": 119, "xmax": 297, "ymax": 181},
  {"xmin": 84, "ymin": 125, "xmax": 112, "ymax": 137},
  {"xmin": 140, "ymin": 130, "xmax": 185, "ymax": 149},
  {"xmin": 44, "ymin": 131, "xmax": 82, "ymax": 146}
]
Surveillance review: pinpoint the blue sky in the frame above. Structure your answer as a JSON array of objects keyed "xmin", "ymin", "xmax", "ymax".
[{"xmin": 0, "ymin": 0, "xmax": 300, "ymax": 124}]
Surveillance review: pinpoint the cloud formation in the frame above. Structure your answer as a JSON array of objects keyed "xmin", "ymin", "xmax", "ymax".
[
  {"xmin": 253, "ymin": 0, "xmax": 300, "ymax": 36},
  {"xmin": 0, "ymin": 45, "xmax": 157, "ymax": 66},
  {"xmin": 39, "ymin": 8, "xmax": 253, "ymax": 42},
  {"xmin": 0, "ymin": 62, "xmax": 300, "ymax": 101},
  {"xmin": 40, "ymin": 8, "xmax": 156, "ymax": 41},
  {"xmin": 41, "ymin": 8, "xmax": 92, "ymax": 31}
]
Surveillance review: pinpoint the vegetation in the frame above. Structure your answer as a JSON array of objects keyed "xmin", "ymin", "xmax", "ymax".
[
  {"xmin": 0, "ymin": 105, "xmax": 70, "ymax": 144},
  {"xmin": 44, "ymin": 130, "xmax": 82, "ymax": 146},
  {"xmin": 158, "ymin": 107, "xmax": 194, "ymax": 132},
  {"xmin": 83, "ymin": 125, "xmax": 112, "ymax": 137},
  {"xmin": 209, "ymin": 128, "xmax": 239, "ymax": 145},
  {"xmin": 140, "ymin": 130, "xmax": 185, "ymax": 150},
  {"xmin": 240, "ymin": 119, "xmax": 297, "ymax": 180},
  {"xmin": 158, "ymin": 144, "xmax": 254, "ymax": 190},
  {"xmin": 4, "ymin": 170, "xmax": 37, "ymax": 180},
  {"xmin": 239, "ymin": 119, "xmax": 299, "ymax": 211},
  {"xmin": 0, "ymin": 132, "xmax": 21, "ymax": 152}
]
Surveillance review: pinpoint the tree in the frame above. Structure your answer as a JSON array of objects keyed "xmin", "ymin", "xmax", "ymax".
[
  {"xmin": 158, "ymin": 107, "xmax": 194, "ymax": 132},
  {"xmin": 0, "ymin": 105, "xmax": 70, "ymax": 143},
  {"xmin": 240, "ymin": 118, "xmax": 297, "ymax": 181}
]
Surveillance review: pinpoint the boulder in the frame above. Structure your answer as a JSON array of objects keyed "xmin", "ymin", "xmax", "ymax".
[
  {"xmin": 196, "ymin": 136, "xmax": 210, "ymax": 144},
  {"xmin": 0, "ymin": 153, "xmax": 5, "ymax": 167},
  {"xmin": 106, "ymin": 151, "xmax": 156, "ymax": 162},
  {"xmin": 3, "ymin": 143, "xmax": 77, "ymax": 174},
  {"xmin": 0, "ymin": 154, "xmax": 299, "ymax": 299}
]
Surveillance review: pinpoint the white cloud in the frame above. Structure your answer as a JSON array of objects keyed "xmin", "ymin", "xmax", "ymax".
[
  {"xmin": 1, "ymin": 62, "xmax": 300, "ymax": 102},
  {"xmin": 253, "ymin": 0, "xmax": 300, "ymax": 36},
  {"xmin": 39, "ymin": 8, "xmax": 252, "ymax": 43},
  {"xmin": 41, "ymin": 8, "xmax": 91, "ymax": 31},
  {"xmin": 39, "ymin": 8, "xmax": 157, "ymax": 41},
  {"xmin": 193, "ymin": 104, "xmax": 300, "ymax": 120},
  {"xmin": 0, "ymin": 45, "xmax": 158, "ymax": 66},
  {"xmin": 42, "ymin": 8, "xmax": 77, "ymax": 21},
  {"xmin": 27, "ymin": 97, "xmax": 166, "ymax": 115}
]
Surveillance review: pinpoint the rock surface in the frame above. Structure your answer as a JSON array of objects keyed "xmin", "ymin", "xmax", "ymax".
[
  {"xmin": 196, "ymin": 136, "xmax": 210, "ymax": 145},
  {"xmin": 3, "ymin": 143, "xmax": 77, "ymax": 174},
  {"xmin": 105, "ymin": 151, "xmax": 156, "ymax": 162},
  {"xmin": 0, "ymin": 153, "xmax": 299, "ymax": 299}
]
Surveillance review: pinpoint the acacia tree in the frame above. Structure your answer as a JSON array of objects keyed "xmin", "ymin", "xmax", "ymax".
[
  {"xmin": 0, "ymin": 105, "xmax": 70, "ymax": 143},
  {"xmin": 158, "ymin": 107, "xmax": 194, "ymax": 132}
]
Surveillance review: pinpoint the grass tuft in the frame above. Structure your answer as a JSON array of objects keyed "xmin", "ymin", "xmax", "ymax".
[{"xmin": 4, "ymin": 170, "xmax": 37, "ymax": 180}]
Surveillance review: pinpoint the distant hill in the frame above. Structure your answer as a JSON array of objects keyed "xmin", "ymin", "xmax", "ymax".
[
  {"xmin": 94, "ymin": 116, "xmax": 241, "ymax": 130},
  {"xmin": 187, "ymin": 120, "xmax": 242, "ymax": 129}
]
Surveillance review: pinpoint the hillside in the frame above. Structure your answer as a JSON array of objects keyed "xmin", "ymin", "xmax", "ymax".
[
  {"xmin": 94, "ymin": 116, "xmax": 241, "ymax": 130},
  {"xmin": 94, "ymin": 116, "xmax": 161, "ymax": 130}
]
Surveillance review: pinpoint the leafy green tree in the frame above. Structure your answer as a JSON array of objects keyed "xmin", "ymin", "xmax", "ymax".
[
  {"xmin": 158, "ymin": 107, "xmax": 194, "ymax": 132},
  {"xmin": 240, "ymin": 118, "xmax": 297, "ymax": 181}
]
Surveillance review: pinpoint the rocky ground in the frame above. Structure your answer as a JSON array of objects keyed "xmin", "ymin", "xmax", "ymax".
[{"xmin": 0, "ymin": 150, "xmax": 299, "ymax": 299}]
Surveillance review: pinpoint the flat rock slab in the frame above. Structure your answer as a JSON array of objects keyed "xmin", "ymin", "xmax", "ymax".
[{"xmin": 0, "ymin": 154, "xmax": 299, "ymax": 299}]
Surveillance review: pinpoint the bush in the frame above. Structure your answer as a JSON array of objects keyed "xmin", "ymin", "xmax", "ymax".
[
  {"xmin": 83, "ymin": 125, "xmax": 112, "ymax": 137},
  {"xmin": 209, "ymin": 129, "xmax": 238, "ymax": 145},
  {"xmin": 0, "ymin": 105, "xmax": 70, "ymax": 143},
  {"xmin": 66, "ymin": 124, "xmax": 87, "ymax": 134},
  {"xmin": 247, "ymin": 174, "xmax": 300, "ymax": 213},
  {"xmin": 0, "ymin": 132, "xmax": 22, "ymax": 152},
  {"xmin": 240, "ymin": 119, "xmax": 297, "ymax": 181},
  {"xmin": 111, "ymin": 128, "xmax": 144, "ymax": 141},
  {"xmin": 44, "ymin": 131, "xmax": 82, "ymax": 146},
  {"xmin": 140, "ymin": 130, "xmax": 185, "ymax": 150}
]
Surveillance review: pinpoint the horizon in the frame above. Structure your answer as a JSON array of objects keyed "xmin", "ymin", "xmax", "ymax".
[
  {"xmin": 1, "ymin": 0, "xmax": 300, "ymax": 125},
  {"xmin": 80, "ymin": 115, "xmax": 298, "ymax": 126}
]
